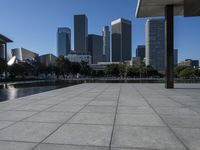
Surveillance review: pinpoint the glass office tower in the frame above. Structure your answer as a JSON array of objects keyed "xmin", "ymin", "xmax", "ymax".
[{"xmin": 57, "ymin": 27, "xmax": 71, "ymax": 57}]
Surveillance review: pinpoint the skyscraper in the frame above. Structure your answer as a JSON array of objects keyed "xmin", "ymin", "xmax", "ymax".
[
  {"xmin": 102, "ymin": 26, "xmax": 110, "ymax": 62},
  {"xmin": 111, "ymin": 18, "xmax": 132, "ymax": 62},
  {"xmin": 146, "ymin": 19, "xmax": 165, "ymax": 71},
  {"xmin": 74, "ymin": 15, "xmax": 88, "ymax": 54},
  {"xmin": 87, "ymin": 34, "xmax": 103, "ymax": 64},
  {"xmin": 136, "ymin": 45, "xmax": 145, "ymax": 61},
  {"xmin": 57, "ymin": 27, "xmax": 71, "ymax": 57}
]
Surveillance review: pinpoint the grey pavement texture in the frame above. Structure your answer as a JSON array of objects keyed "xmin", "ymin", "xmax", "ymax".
[{"xmin": 0, "ymin": 83, "xmax": 200, "ymax": 150}]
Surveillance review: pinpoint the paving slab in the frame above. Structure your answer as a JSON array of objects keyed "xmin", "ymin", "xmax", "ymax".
[
  {"xmin": 46, "ymin": 104, "xmax": 83, "ymax": 112},
  {"xmin": 111, "ymin": 148, "xmax": 142, "ymax": 150},
  {"xmin": 172, "ymin": 127, "xmax": 200, "ymax": 150},
  {"xmin": 14, "ymin": 104, "xmax": 54, "ymax": 112},
  {"xmin": 0, "ymin": 141, "xmax": 36, "ymax": 150},
  {"xmin": 0, "ymin": 111, "xmax": 36, "ymax": 121},
  {"xmin": 34, "ymin": 144, "xmax": 109, "ymax": 150},
  {"xmin": 155, "ymin": 107, "xmax": 199, "ymax": 116},
  {"xmin": 69, "ymin": 112, "xmax": 115, "ymax": 125},
  {"xmin": 0, "ymin": 121, "xmax": 14, "ymax": 130},
  {"xmin": 44, "ymin": 124, "xmax": 112, "ymax": 146},
  {"xmin": 80, "ymin": 105, "xmax": 116, "ymax": 113},
  {"xmin": 111, "ymin": 126, "xmax": 186, "ymax": 150},
  {"xmin": 117, "ymin": 106, "xmax": 155, "ymax": 114},
  {"xmin": 89, "ymin": 100, "xmax": 117, "ymax": 106},
  {"xmin": 116, "ymin": 114, "xmax": 165, "ymax": 127},
  {"xmin": 24, "ymin": 111, "xmax": 74, "ymax": 123},
  {"xmin": 161, "ymin": 114, "xmax": 200, "ymax": 128},
  {"xmin": 0, "ymin": 122, "xmax": 59, "ymax": 142}
]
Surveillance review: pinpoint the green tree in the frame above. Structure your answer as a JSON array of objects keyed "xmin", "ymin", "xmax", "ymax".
[
  {"xmin": 71, "ymin": 62, "xmax": 81, "ymax": 76},
  {"xmin": 118, "ymin": 64, "xmax": 126, "ymax": 78},
  {"xmin": 105, "ymin": 64, "xmax": 119, "ymax": 77},
  {"xmin": 146, "ymin": 65, "xmax": 159, "ymax": 77},
  {"xmin": 55, "ymin": 56, "xmax": 71, "ymax": 78},
  {"xmin": 80, "ymin": 61, "xmax": 91, "ymax": 76},
  {"xmin": 195, "ymin": 68, "xmax": 200, "ymax": 77},
  {"xmin": 127, "ymin": 66, "xmax": 140, "ymax": 78},
  {"xmin": 8, "ymin": 62, "xmax": 27, "ymax": 78},
  {"xmin": 179, "ymin": 67, "xmax": 195, "ymax": 79},
  {"xmin": 174, "ymin": 66, "xmax": 188, "ymax": 77},
  {"xmin": 53, "ymin": 65, "xmax": 60, "ymax": 79}
]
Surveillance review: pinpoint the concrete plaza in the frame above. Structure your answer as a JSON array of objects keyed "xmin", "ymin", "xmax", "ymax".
[{"xmin": 0, "ymin": 83, "xmax": 200, "ymax": 150}]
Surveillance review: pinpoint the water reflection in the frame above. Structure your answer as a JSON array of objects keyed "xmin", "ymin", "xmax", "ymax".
[{"xmin": 0, "ymin": 81, "xmax": 81, "ymax": 102}]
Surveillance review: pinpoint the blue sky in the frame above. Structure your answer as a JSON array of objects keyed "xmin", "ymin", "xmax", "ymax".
[{"xmin": 0, "ymin": 0, "xmax": 200, "ymax": 62}]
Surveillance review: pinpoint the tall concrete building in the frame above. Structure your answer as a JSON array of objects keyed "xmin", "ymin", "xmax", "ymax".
[
  {"xmin": 57, "ymin": 27, "xmax": 71, "ymax": 57},
  {"xmin": 74, "ymin": 15, "xmax": 88, "ymax": 54},
  {"xmin": 111, "ymin": 18, "xmax": 132, "ymax": 62},
  {"xmin": 0, "ymin": 44, "xmax": 4, "ymax": 59},
  {"xmin": 102, "ymin": 26, "xmax": 110, "ymax": 62},
  {"xmin": 174, "ymin": 49, "xmax": 178, "ymax": 66},
  {"xmin": 146, "ymin": 18, "xmax": 165, "ymax": 71},
  {"xmin": 136, "ymin": 45, "xmax": 145, "ymax": 61},
  {"xmin": 87, "ymin": 34, "xmax": 103, "ymax": 64}
]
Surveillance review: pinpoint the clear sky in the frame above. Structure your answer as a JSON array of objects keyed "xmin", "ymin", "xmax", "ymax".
[{"xmin": 0, "ymin": 0, "xmax": 200, "ymax": 62}]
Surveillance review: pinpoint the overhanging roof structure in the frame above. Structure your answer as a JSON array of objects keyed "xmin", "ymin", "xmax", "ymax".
[
  {"xmin": 0, "ymin": 34, "xmax": 13, "ymax": 44},
  {"xmin": 136, "ymin": 0, "xmax": 200, "ymax": 18}
]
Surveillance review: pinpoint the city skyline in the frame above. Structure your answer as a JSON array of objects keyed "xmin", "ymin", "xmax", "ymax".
[{"xmin": 0, "ymin": 0, "xmax": 200, "ymax": 62}]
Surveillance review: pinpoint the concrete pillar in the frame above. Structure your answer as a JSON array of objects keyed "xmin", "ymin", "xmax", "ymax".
[
  {"xmin": 165, "ymin": 5, "xmax": 174, "ymax": 89},
  {"xmin": 5, "ymin": 43, "xmax": 8, "ymax": 80}
]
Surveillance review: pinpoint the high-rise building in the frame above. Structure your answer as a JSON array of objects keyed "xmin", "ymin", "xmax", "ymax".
[
  {"xmin": 87, "ymin": 34, "xmax": 103, "ymax": 64},
  {"xmin": 11, "ymin": 48, "xmax": 39, "ymax": 62},
  {"xmin": 136, "ymin": 45, "xmax": 145, "ymax": 61},
  {"xmin": 74, "ymin": 15, "xmax": 88, "ymax": 54},
  {"xmin": 102, "ymin": 26, "xmax": 110, "ymax": 62},
  {"xmin": 174, "ymin": 49, "xmax": 178, "ymax": 66},
  {"xmin": 0, "ymin": 44, "xmax": 4, "ymax": 59},
  {"xmin": 111, "ymin": 18, "xmax": 132, "ymax": 62},
  {"xmin": 146, "ymin": 18, "xmax": 165, "ymax": 71},
  {"xmin": 57, "ymin": 27, "xmax": 71, "ymax": 57},
  {"xmin": 191, "ymin": 60, "xmax": 199, "ymax": 67}
]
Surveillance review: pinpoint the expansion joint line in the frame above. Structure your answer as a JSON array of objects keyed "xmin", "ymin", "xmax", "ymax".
[{"xmin": 109, "ymin": 84, "xmax": 122, "ymax": 150}]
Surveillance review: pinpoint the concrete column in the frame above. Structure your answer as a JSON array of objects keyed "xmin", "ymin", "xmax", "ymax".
[
  {"xmin": 165, "ymin": 5, "xmax": 174, "ymax": 89},
  {"xmin": 5, "ymin": 43, "xmax": 8, "ymax": 80}
]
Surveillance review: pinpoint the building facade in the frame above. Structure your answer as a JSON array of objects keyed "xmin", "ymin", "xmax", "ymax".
[
  {"xmin": 0, "ymin": 44, "xmax": 4, "ymax": 59},
  {"xmin": 136, "ymin": 45, "xmax": 145, "ymax": 62},
  {"xmin": 102, "ymin": 26, "xmax": 110, "ymax": 62},
  {"xmin": 191, "ymin": 60, "xmax": 199, "ymax": 67},
  {"xmin": 74, "ymin": 15, "xmax": 88, "ymax": 54},
  {"xmin": 111, "ymin": 18, "xmax": 132, "ymax": 62},
  {"xmin": 65, "ymin": 54, "xmax": 92, "ymax": 65},
  {"xmin": 174, "ymin": 49, "xmax": 178, "ymax": 67},
  {"xmin": 146, "ymin": 19, "xmax": 165, "ymax": 71},
  {"xmin": 57, "ymin": 27, "xmax": 71, "ymax": 57},
  {"xmin": 39, "ymin": 54, "xmax": 57, "ymax": 66},
  {"xmin": 87, "ymin": 34, "xmax": 103, "ymax": 64},
  {"xmin": 11, "ymin": 48, "xmax": 39, "ymax": 62},
  {"xmin": 178, "ymin": 59, "xmax": 199, "ymax": 68}
]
